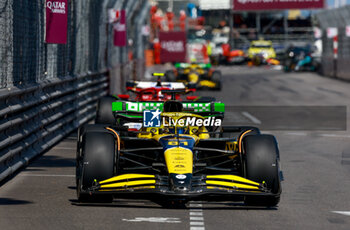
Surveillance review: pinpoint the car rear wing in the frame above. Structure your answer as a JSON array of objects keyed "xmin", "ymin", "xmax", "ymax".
[
  {"xmin": 112, "ymin": 101, "xmax": 225, "ymax": 119},
  {"xmin": 126, "ymin": 81, "xmax": 190, "ymax": 90}
]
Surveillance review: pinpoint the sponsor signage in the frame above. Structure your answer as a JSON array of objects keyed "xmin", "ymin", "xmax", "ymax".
[
  {"xmin": 199, "ymin": 0, "xmax": 231, "ymax": 10},
  {"xmin": 327, "ymin": 27, "xmax": 338, "ymax": 38},
  {"xmin": 108, "ymin": 9, "xmax": 120, "ymax": 24},
  {"xmin": 233, "ymin": 0, "xmax": 325, "ymax": 11},
  {"xmin": 114, "ymin": 10, "xmax": 126, "ymax": 47},
  {"xmin": 346, "ymin": 26, "xmax": 350, "ymax": 37},
  {"xmin": 313, "ymin": 27, "xmax": 322, "ymax": 39},
  {"xmin": 159, "ymin": 31, "xmax": 187, "ymax": 63},
  {"xmin": 45, "ymin": 0, "xmax": 68, "ymax": 44}
]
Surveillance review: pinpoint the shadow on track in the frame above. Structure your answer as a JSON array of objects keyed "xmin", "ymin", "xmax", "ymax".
[
  {"xmin": 0, "ymin": 198, "xmax": 33, "ymax": 205},
  {"xmin": 29, "ymin": 155, "xmax": 75, "ymax": 168},
  {"xmin": 69, "ymin": 199, "xmax": 277, "ymax": 210}
]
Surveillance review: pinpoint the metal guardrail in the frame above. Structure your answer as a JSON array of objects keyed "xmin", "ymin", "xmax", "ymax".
[
  {"xmin": 0, "ymin": 73, "xmax": 108, "ymax": 182},
  {"xmin": 0, "ymin": 0, "xmax": 151, "ymax": 183},
  {"xmin": 316, "ymin": 6, "xmax": 350, "ymax": 80}
]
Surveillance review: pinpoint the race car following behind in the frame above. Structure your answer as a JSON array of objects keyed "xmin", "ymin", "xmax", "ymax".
[
  {"xmin": 247, "ymin": 40, "xmax": 278, "ymax": 66},
  {"xmin": 95, "ymin": 73, "xmax": 216, "ymax": 125},
  {"xmin": 165, "ymin": 63, "xmax": 221, "ymax": 90},
  {"xmin": 76, "ymin": 100, "xmax": 282, "ymax": 207},
  {"xmin": 283, "ymin": 45, "xmax": 319, "ymax": 72}
]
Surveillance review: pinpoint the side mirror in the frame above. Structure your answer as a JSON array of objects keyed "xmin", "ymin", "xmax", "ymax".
[{"xmin": 118, "ymin": 94, "xmax": 130, "ymax": 100}]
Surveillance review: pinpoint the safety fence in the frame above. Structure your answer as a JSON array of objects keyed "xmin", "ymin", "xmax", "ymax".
[
  {"xmin": 0, "ymin": 0, "xmax": 150, "ymax": 182},
  {"xmin": 0, "ymin": 73, "xmax": 108, "ymax": 182},
  {"xmin": 316, "ymin": 6, "xmax": 350, "ymax": 81}
]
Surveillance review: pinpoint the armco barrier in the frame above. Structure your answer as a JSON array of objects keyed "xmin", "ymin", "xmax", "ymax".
[
  {"xmin": 316, "ymin": 6, "xmax": 350, "ymax": 80},
  {"xmin": 0, "ymin": 73, "xmax": 108, "ymax": 182}
]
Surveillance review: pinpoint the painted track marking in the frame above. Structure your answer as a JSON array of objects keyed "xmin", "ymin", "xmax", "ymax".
[
  {"xmin": 331, "ymin": 211, "xmax": 350, "ymax": 216},
  {"xmin": 54, "ymin": 147, "xmax": 76, "ymax": 150},
  {"xmin": 284, "ymin": 132, "xmax": 307, "ymax": 136},
  {"xmin": 189, "ymin": 202, "xmax": 205, "ymax": 230},
  {"xmin": 190, "ymin": 217, "xmax": 204, "ymax": 221},
  {"xmin": 319, "ymin": 134, "xmax": 350, "ymax": 138},
  {"xmin": 241, "ymin": 111, "xmax": 262, "ymax": 124},
  {"xmin": 190, "ymin": 212, "xmax": 203, "ymax": 216},
  {"xmin": 283, "ymin": 132, "xmax": 350, "ymax": 138},
  {"xmin": 122, "ymin": 217, "xmax": 181, "ymax": 223}
]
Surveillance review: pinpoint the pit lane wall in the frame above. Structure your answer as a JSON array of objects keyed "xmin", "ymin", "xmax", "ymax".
[
  {"xmin": 0, "ymin": 0, "xmax": 149, "ymax": 182},
  {"xmin": 316, "ymin": 6, "xmax": 350, "ymax": 81}
]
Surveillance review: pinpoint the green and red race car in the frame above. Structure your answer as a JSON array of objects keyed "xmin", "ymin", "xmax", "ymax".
[{"xmin": 95, "ymin": 73, "xmax": 216, "ymax": 126}]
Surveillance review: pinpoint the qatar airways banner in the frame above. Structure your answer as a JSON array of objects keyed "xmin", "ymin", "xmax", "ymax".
[
  {"xmin": 46, "ymin": 0, "xmax": 68, "ymax": 44},
  {"xmin": 114, "ymin": 10, "xmax": 126, "ymax": 47},
  {"xmin": 233, "ymin": 0, "xmax": 325, "ymax": 11},
  {"xmin": 159, "ymin": 31, "xmax": 187, "ymax": 63}
]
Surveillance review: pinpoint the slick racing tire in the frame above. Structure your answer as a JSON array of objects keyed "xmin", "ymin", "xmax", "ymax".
[
  {"xmin": 165, "ymin": 70, "xmax": 176, "ymax": 82},
  {"xmin": 76, "ymin": 131, "xmax": 116, "ymax": 203},
  {"xmin": 211, "ymin": 71, "xmax": 221, "ymax": 90},
  {"xmin": 195, "ymin": 96, "xmax": 216, "ymax": 102},
  {"xmin": 283, "ymin": 60, "xmax": 292, "ymax": 72},
  {"xmin": 95, "ymin": 96, "xmax": 116, "ymax": 125},
  {"xmin": 243, "ymin": 135, "xmax": 281, "ymax": 207}
]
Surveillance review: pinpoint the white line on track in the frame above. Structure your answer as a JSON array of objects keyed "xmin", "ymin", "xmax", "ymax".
[
  {"xmin": 189, "ymin": 202, "xmax": 205, "ymax": 230},
  {"xmin": 190, "ymin": 222, "xmax": 204, "ymax": 225},
  {"xmin": 319, "ymin": 134, "xmax": 350, "ymax": 138},
  {"xmin": 189, "ymin": 212, "xmax": 203, "ymax": 216},
  {"xmin": 241, "ymin": 112, "xmax": 262, "ymax": 124},
  {"xmin": 189, "ymin": 203, "xmax": 203, "ymax": 207},
  {"xmin": 53, "ymin": 147, "xmax": 76, "ymax": 150},
  {"xmin": 283, "ymin": 132, "xmax": 350, "ymax": 138},
  {"xmin": 19, "ymin": 174, "xmax": 75, "ymax": 177},
  {"xmin": 331, "ymin": 211, "xmax": 350, "ymax": 216},
  {"xmin": 284, "ymin": 132, "xmax": 307, "ymax": 136},
  {"xmin": 122, "ymin": 217, "xmax": 181, "ymax": 223},
  {"xmin": 190, "ymin": 217, "xmax": 204, "ymax": 221}
]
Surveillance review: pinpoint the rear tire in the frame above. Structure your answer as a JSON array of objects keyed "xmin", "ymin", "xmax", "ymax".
[
  {"xmin": 243, "ymin": 135, "xmax": 281, "ymax": 207},
  {"xmin": 95, "ymin": 96, "xmax": 116, "ymax": 125},
  {"xmin": 165, "ymin": 70, "xmax": 176, "ymax": 82},
  {"xmin": 211, "ymin": 71, "xmax": 221, "ymax": 90},
  {"xmin": 196, "ymin": 96, "xmax": 216, "ymax": 102},
  {"xmin": 76, "ymin": 131, "xmax": 116, "ymax": 203}
]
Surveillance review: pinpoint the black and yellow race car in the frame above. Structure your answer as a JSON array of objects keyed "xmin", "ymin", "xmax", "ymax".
[
  {"xmin": 165, "ymin": 63, "xmax": 221, "ymax": 90},
  {"xmin": 76, "ymin": 100, "xmax": 282, "ymax": 207}
]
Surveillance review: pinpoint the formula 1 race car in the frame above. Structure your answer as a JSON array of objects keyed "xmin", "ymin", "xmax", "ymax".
[
  {"xmin": 124, "ymin": 78, "xmax": 195, "ymax": 102},
  {"xmin": 283, "ymin": 45, "xmax": 319, "ymax": 72},
  {"xmin": 95, "ymin": 73, "xmax": 216, "ymax": 125},
  {"xmin": 76, "ymin": 100, "xmax": 282, "ymax": 207},
  {"xmin": 247, "ymin": 40, "xmax": 280, "ymax": 66},
  {"xmin": 165, "ymin": 63, "xmax": 221, "ymax": 90}
]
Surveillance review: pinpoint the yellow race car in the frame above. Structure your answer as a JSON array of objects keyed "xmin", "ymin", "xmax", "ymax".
[
  {"xmin": 76, "ymin": 100, "xmax": 282, "ymax": 206},
  {"xmin": 165, "ymin": 63, "xmax": 221, "ymax": 90},
  {"xmin": 247, "ymin": 40, "xmax": 277, "ymax": 65}
]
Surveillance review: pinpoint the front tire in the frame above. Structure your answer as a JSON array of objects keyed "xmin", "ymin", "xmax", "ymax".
[
  {"xmin": 76, "ymin": 130, "xmax": 116, "ymax": 203},
  {"xmin": 243, "ymin": 135, "xmax": 281, "ymax": 207},
  {"xmin": 95, "ymin": 96, "xmax": 116, "ymax": 125}
]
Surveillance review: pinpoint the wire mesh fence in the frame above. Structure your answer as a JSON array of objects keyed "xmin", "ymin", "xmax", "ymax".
[
  {"xmin": 0, "ymin": 0, "xmax": 13, "ymax": 88},
  {"xmin": 0, "ymin": 0, "xmax": 150, "ymax": 90},
  {"xmin": 0, "ymin": 0, "xmax": 119, "ymax": 89}
]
